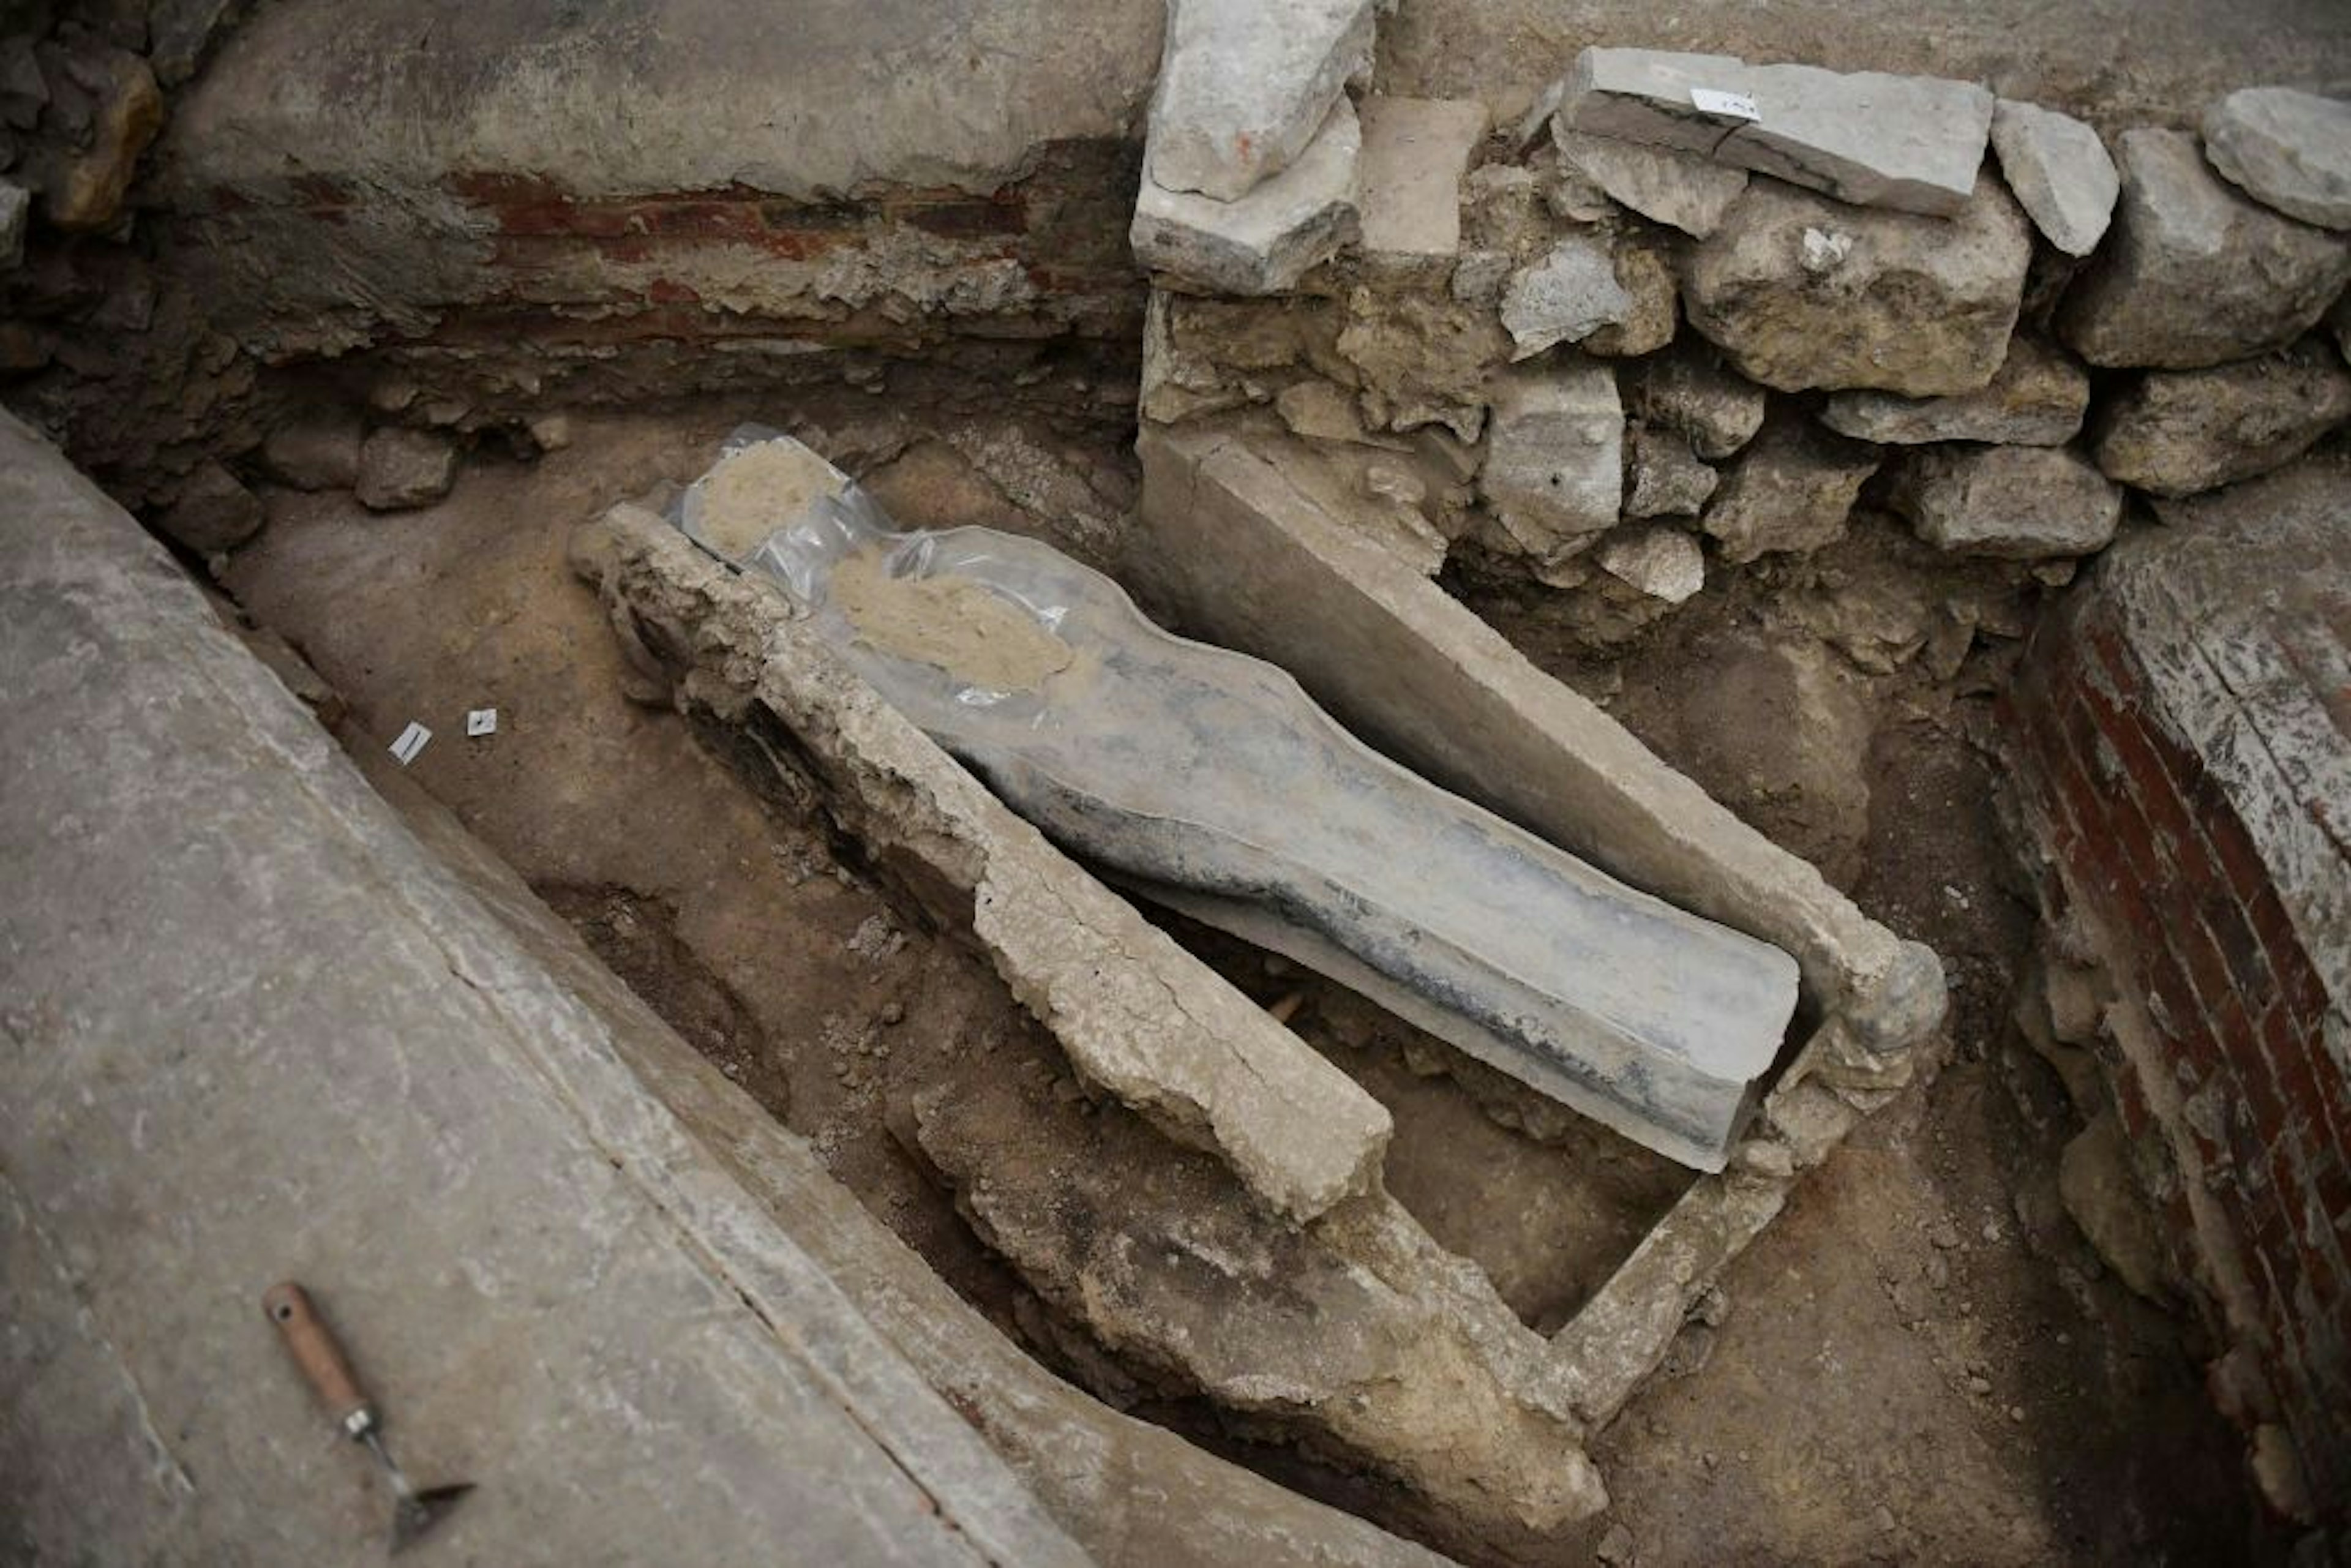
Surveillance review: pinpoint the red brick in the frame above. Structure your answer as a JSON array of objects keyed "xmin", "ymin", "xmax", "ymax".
[
  {"xmin": 492, "ymin": 200, "xmax": 642, "ymax": 239},
  {"xmin": 2198, "ymin": 891, "xmax": 2275, "ymax": 1003},
  {"xmin": 446, "ymin": 170, "xmax": 571, "ymax": 206},
  {"xmin": 644, "ymin": 278, "xmax": 702, "ymax": 306},
  {"xmin": 635, "ymin": 200, "xmax": 767, "ymax": 241}
]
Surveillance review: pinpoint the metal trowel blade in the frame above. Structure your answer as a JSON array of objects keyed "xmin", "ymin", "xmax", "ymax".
[{"xmin": 388, "ymin": 1482, "xmax": 474, "ymax": 1555}]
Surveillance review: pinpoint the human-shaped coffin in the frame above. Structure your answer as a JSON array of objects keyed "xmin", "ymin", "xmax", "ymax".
[{"xmin": 675, "ymin": 430, "xmax": 1800, "ymax": 1171}]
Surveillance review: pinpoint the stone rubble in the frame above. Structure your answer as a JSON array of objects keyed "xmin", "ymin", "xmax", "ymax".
[
  {"xmin": 1820, "ymin": 337, "xmax": 2090, "ymax": 446},
  {"xmin": 1499, "ymin": 235, "xmax": 1630, "ymax": 358},
  {"xmin": 1597, "ymin": 523, "xmax": 1706, "ymax": 602},
  {"xmin": 1146, "ymin": 0, "xmax": 1376, "ymax": 203},
  {"xmin": 2090, "ymin": 342, "xmax": 2351, "ymax": 498},
  {"xmin": 1355, "ymin": 96, "xmax": 1488, "ymax": 277},
  {"xmin": 1624, "ymin": 423, "xmax": 1719, "ymax": 518},
  {"xmin": 1551, "ymin": 127, "xmax": 1748, "ymax": 239},
  {"xmin": 0, "ymin": 177, "xmax": 26, "ymax": 269},
  {"xmin": 1700, "ymin": 414, "xmax": 1881, "ymax": 565},
  {"xmin": 1890, "ymin": 445, "xmax": 2123, "ymax": 558},
  {"xmin": 1583, "ymin": 234, "xmax": 1679, "ymax": 357},
  {"xmin": 1477, "ymin": 359, "xmax": 1622, "ymax": 566},
  {"xmin": 37, "ymin": 45, "xmax": 161, "ymax": 231},
  {"xmin": 2200, "ymin": 87, "xmax": 2351, "ymax": 231},
  {"xmin": 354, "ymin": 427, "xmax": 459, "ymax": 511},
  {"xmin": 262, "ymin": 411, "xmax": 366, "ymax": 492},
  {"xmin": 2058, "ymin": 129, "xmax": 2351, "ymax": 370},
  {"xmin": 1625, "ymin": 344, "xmax": 1767, "ymax": 460},
  {"xmin": 1561, "ymin": 47, "xmax": 1995, "ymax": 217},
  {"xmin": 155, "ymin": 458, "xmax": 263, "ymax": 552},
  {"xmin": 1682, "ymin": 172, "xmax": 2034, "ymax": 396},
  {"xmin": 1989, "ymin": 99, "xmax": 2120, "ymax": 257},
  {"xmin": 1131, "ymin": 97, "xmax": 1363, "ymax": 296}
]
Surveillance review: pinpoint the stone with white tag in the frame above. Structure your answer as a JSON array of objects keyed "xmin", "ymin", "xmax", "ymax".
[
  {"xmin": 467, "ymin": 708, "xmax": 498, "ymax": 737},
  {"xmin": 1690, "ymin": 88, "xmax": 1759, "ymax": 121}
]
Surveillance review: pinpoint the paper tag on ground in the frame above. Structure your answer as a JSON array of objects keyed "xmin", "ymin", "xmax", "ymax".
[
  {"xmin": 390, "ymin": 722, "xmax": 432, "ymax": 765},
  {"xmin": 1691, "ymin": 87, "xmax": 1761, "ymax": 121},
  {"xmin": 467, "ymin": 708, "xmax": 498, "ymax": 737}
]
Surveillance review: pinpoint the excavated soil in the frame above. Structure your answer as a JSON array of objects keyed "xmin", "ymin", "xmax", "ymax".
[{"xmin": 216, "ymin": 396, "xmax": 2263, "ymax": 1564}]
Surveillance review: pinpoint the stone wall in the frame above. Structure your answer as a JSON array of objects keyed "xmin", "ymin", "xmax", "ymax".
[{"xmin": 2005, "ymin": 457, "xmax": 2351, "ymax": 1531}]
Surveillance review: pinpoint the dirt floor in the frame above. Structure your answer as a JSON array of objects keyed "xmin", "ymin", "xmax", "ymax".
[{"xmin": 217, "ymin": 397, "xmax": 2265, "ymax": 1565}]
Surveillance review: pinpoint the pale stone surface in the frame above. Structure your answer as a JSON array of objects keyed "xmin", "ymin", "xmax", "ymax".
[
  {"xmin": 1562, "ymin": 47, "xmax": 1995, "ymax": 217},
  {"xmin": 354, "ymin": 427, "xmax": 458, "ymax": 511},
  {"xmin": 1990, "ymin": 99, "xmax": 2119, "ymax": 256},
  {"xmin": 1820, "ymin": 337, "xmax": 2089, "ymax": 446},
  {"xmin": 1624, "ymin": 423, "xmax": 1718, "ymax": 517},
  {"xmin": 2058, "ymin": 129, "xmax": 2351, "ymax": 369},
  {"xmin": 1147, "ymin": 0, "xmax": 1376, "ymax": 201},
  {"xmin": 1598, "ymin": 524, "xmax": 1706, "ymax": 602},
  {"xmin": 1275, "ymin": 377, "xmax": 1397, "ymax": 446},
  {"xmin": 263, "ymin": 411, "xmax": 365, "ymax": 490},
  {"xmin": 2091, "ymin": 343, "xmax": 2351, "ymax": 497},
  {"xmin": 1891, "ymin": 444, "xmax": 2123, "ymax": 558},
  {"xmin": 1624, "ymin": 343, "xmax": 1766, "ymax": 459},
  {"xmin": 156, "ymin": 458, "xmax": 263, "ymax": 552},
  {"xmin": 1501, "ymin": 236, "xmax": 1630, "ymax": 359},
  {"xmin": 1132, "ymin": 98, "xmax": 1363, "ymax": 295},
  {"xmin": 1355, "ymin": 96, "xmax": 1488, "ymax": 272},
  {"xmin": 1551, "ymin": 127, "xmax": 1747, "ymax": 238},
  {"xmin": 1683, "ymin": 173, "xmax": 2033, "ymax": 396},
  {"xmin": 1701, "ymin": 415, "xmax": 1881, "ymax": 564},
  {"xmin": 577, "ymin": 504, "xmax": 1395, "ymax": 1223},
  {"xmin": 2202, "ymin": 86, "xmax": 2351, "ymax": 231},
  {"xmin": 1477, "ymin": 360, "xmax": 1623, "ymax": 563}
]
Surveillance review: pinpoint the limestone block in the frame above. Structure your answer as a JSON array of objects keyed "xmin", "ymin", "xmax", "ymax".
[
  {"xmin": 1990, "ymin": 99, "xmax": 2120, "ymax": 256},
  {"xmin": 2058, "ymin": 129, "xmax": 2351, "ymax": 369},
  {"xmin": 1500, "ymin": 236, "xmax": 1630, "ymax": 359},
  {"xmin": 1355, "ymin": 97, "xmax": 1488, "ymax": 276},
  {"xmin": 1551, "ymin": 127, "xmax": 1746, "ymax": 239},
  {"xmin": 355, "ymin": 428, "xmax": 457, "ymax": 511},
  {"xmin": 1820, "ymin": 337, "xmax": 2089, "ymax": 446},
  {"xmin": 1682, "ymin": 173, "xmax": 2032, "ymax": 396},
  {"xmin": 1624, "ymin": 424, "xmax": 1717, "ymax": 517},
  {"xmin": 1147, "ymin": 0, "xmax": 1376, "ymax": 201},
  {"xmin": 2091, "ymin": 342, "xmax": 2351, "ymax": 497},
  {"xmin": 1477, "ymin": 361, "xmax": 1622, "ymax": 564},
  {"xmin": 1562, "ymin": 47, "xmax": 1995, "ymax": 217},
  {"xmin": 263, "ymin": 411, "xmax": 365, "ymax": 491},
  {"xmin": 1132, "ymin": 98, "xmax": 1363, "ymax": 295},
  {"xmin": 1597, "ymin": 524, "xmax": 1705, "ymax": 602},
  {"xmin": 1701, "ymin": 415, "xmax": 1880, "ymax": 564},
  {"xmin": 2202, "ymin": 87, "xmax": 2351, "ymax": 231},
  {"xmin": 1624, "ymin": 344, "xmax": 1766, "ymax": 460},
  {"xmin": 1891, "ymin": 444, "xmax": 2122, "ymax": 558},
  {"xmin": 156, "ymin": 459, "xmax": 263, "ymax": 552}
]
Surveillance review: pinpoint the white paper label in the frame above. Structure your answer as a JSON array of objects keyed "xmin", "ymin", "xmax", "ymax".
[
  {"xmin": 1691, "ymin": 87, "xmax": 1761, "ymax": 122},
  {"xmin": 467, "ymin": 708, "xmax": 499, "ymax": 737},
  {"xmin": 390, "ymin": 722, "xmax": 432, "ymax": 765}
]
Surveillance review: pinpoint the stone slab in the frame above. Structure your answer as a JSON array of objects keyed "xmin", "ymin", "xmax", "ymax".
[
  {"xmin": 1820, "ymin": 336, "xmax": 2090, "ymax": 446},
  {"xmin": 1131, "ymin": 97, "xmax": 1362, "ymax": 295},
  {"xmin": 1552, "ymin": 126, "xmax": 1748, "ymax": 238},
  {"xmin": 1990, "ymin": 99, "xmax": 2120, "ymax": 255},
  {"xmin": 1891, "ymin": 443, "xmax": 2123, "ymax": 558},
  {"xmin": 1146, "ymin": 0, "xmax": 1376, "ymax": 201},
  {"xmin": 1355, "ymin": 96, "xmax": 1488, "ymax": 272},
  {"xmin": 1562, "ymin": 47, "xmax": 1995, "ymax": 217},
  {"xmin": 2203, "ymin": 86, "xmax": 2351, "ymax": 231},
  {"xmin": 1477, "ymin": 360, "xmax": 1623, "ymax": 564}
]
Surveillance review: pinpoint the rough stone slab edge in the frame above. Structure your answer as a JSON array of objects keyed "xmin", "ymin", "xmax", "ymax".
[
  {"xmin": 0, "ymin": 410, "xmax": 1088, "ymax": 1568},
  {"xmin": 373, "ymin": 715, "xmax": 1449, "ymax": 1568},
  {"xmin": 572, "ymin": 503, "xmax": 1393, "ymax": 1225},
  {"xmin": 1131, "ymin": 421, "xmax": 1946, "ymax": 1050}
]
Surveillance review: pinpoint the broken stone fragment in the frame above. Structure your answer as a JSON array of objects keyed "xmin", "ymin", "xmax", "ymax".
[
  {"xmin": 1273, "ymin": 377, "xmax": 1400, "ymax": 448},
  {"xmin": 39, "ymin": 47, "xmax": 160, "ymax": 231},
  {"xmin": 261, "ymin": 411, "xmax": 365, "ymax": 491},
  {"xmin": 1582, "ymin": 236, "xmax": 1679, "ymax": 358},
  {"xmin": 1500, "ymin": 236, "xmax": 1630, "ymax": 359},
  {"xmin": 2090, "ymin": 342, "xmax": 2351, "ymax": 498},
  {"xmin": 1561, "ymin": 47, "xmax": 1995, "ymax": 217},
  {"xmin": 1477, "ymin": 359, "xmax": 1622, "ymax": 565},
  {"xmin": 1682, "ymin": 172, "xmax": 2033, "ymax": 396},
  {"xmin": 355, "ymin": 428, "xmax": 458, "ymax": 511},
  {"xmin": 1701, "ymin": 415, "xmax": 1880, "ymax": 565},
  {"xmin": 1131, "ymin": 98, "xmax": 1362, "ymax": 296},
  {"xmin": 1624, "ymin": 423, "xmax": 1717, "ymax": 517},
  {"xmin": 1819, "ymin": 337, "xmax": 2089, "ymax": 446},
  {"xmin": 156, "ymin": 459, "xmax": 263, "ymax": 552},
  {"xmin": 2058, "ymin": 129, "xmax": 2351, "ymax": 370},
  {"xmin": 1354, "ymin": 96, "xmax": 1487, "ymax": 277},
  {"xmin": 1890, "ymin": 445, "xmax": 2121, "ymax": 559},
  {"xmin": 1624, "ymin": 344, "xmax": 1766, "ymax": 460},
  {"xmin": 2201, "ymin": 87, "xmax": 2351, "ymax": 231},
  {"xmin": 1146, "ymin": 0, "xmax": 1376, "ymax": 202},
  {"xmin": 0, "ymin": 37, "xmax": 45, "ymax": 131},
  {"xmin": 1336, "ymin": 283, "xmax": 1508, "ymax": 441},
  {"xmin": 1551, "ymin": 127, "xmax": 1747, "ymax": 239},
  {"xmin": 527, "ymin": 412, "xmax": 574, "ymax": 453},
  {"xmin": 149, "ymin": 0, "xmax": 241, "ymax": 86},
  {"xmin": 1989, "ymin": 100, "xmax": 2119, "ymax": 257},
  {"xmin": 1597, "ymin": 523, "xmax": 1705, "ymax": 602}
]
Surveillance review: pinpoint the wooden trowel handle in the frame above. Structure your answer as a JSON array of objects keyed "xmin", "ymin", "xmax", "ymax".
[{"xmin": 264, "ymin": 1281, "xmax": 375, "ymax": 1435}]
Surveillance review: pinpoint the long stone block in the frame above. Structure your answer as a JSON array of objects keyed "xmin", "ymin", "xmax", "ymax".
[
  {"xmin": 1562, "ymin": 47, "xmax": 1995, "ymax": 217},
  {"xmin": 1131, "ymin": 97, "xmax": 1362, "ymax": 295}
]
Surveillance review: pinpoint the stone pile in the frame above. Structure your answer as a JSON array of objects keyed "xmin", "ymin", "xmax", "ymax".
[{"xmin": 1131, "ymin": 20, "xmax": 2351, "ymax": 636}]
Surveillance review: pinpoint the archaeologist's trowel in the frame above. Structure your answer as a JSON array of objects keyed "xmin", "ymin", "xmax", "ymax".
[{"xmin": 264, "ymin": 1282, "xmax": 474, "ymax": 1553}]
